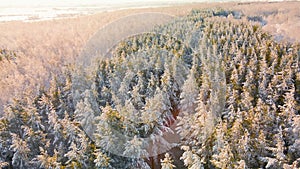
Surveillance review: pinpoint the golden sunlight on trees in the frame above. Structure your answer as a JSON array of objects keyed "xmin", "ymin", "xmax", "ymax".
[{"xmin": 0, "ymin": 7, "xmax": 299, "ymax": 169}]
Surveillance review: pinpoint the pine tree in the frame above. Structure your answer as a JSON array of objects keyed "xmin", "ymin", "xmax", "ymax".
[
  {"xmin": 74, "ymin": 96, "xmax": 95, "ymax": 138},
  {"xmin": 237, "ymin": 129, "xmax": 250, "ymax": 167},
  {"xmin": 123, "ymin": 135, "xmax": 147, "ymax": 158},
  {"xmin": 288, "ymin": 115, "xmax": 300, "ymax": 164},
  {"xmin": 176, "ymin": 68, "xmax": 199, "ymax": 140},
  {"xmin": 161, "ymin": 153, "xmax": 176, "ymax": 169},
  {"xmin": 10, "ymin": 133, "xmax": 30, "ymax": 168},
  {"xmin": 211, "ymin": 142, "xmax": 234, "ymax": 169},
  {"xmin": 180, "ymin": 67, "xmax": 199, "ymax": 115},
  {"xmin": 93, "ymin": 149, "xmax": 111, "ymax": 168},
  {"xmin": 171, "ymin": 56, "xmax": 189, "ymax": 89},
  {"xmin": 35, "ymin": 147, "xmax": 61, "ymax": 169},
  {"xmin": 180, "ymin": 146, "xmax": 205, "ymax": 169}
]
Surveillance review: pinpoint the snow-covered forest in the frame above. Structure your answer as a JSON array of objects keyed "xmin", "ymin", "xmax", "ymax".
[{"xmin": 0, "ymin": 8, "xmax": 299, "ymax": 169}]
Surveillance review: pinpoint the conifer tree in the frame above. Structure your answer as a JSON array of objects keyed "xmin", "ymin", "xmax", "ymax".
[{"xmin": 161, "ymin": 153, "xmax": 176, "ymax": 169}]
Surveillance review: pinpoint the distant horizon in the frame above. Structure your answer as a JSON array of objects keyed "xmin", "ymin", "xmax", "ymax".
[
  {"xmin": 0, "ymin": 0, "xmax": 295, "ymax": 8},
  {"xmin": 0, "ymin": 0, "xmax": 203, "ymax": 8},
  {"xmin": 0, "ymin": 0, "xmax": 297, "ymax": 22}
]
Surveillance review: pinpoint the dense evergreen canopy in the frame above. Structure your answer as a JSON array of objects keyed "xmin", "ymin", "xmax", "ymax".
[{"xmin": 0, "ymin": 9, "xmax": 299, "ymax": 169}]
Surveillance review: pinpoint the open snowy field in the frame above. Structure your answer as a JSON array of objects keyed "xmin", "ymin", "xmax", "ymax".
[{"xmin": 0, "ymin": 0, "xmax": 203, "ymax": 22}]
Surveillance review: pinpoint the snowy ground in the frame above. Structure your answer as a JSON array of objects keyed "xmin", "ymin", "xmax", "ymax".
[{"xmin": 0, "ymin": 0, "xmax": 201, "ymax": 22}]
